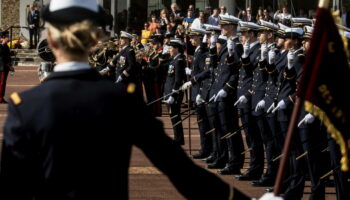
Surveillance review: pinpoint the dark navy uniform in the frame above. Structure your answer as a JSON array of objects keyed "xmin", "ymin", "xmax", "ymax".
[
  {"xmin": 237, "ymin": 42, "xmax": 264, "ymax": 178},
  {"xmin": 188, "ymin": 45, "xmax": 212, "ymax": 158},
  {"xmin": 164, "ymin": 53, "xmax": 186, "ymax": 145},
  {"xmin": 0, "ymin": 67, "xmax": 250, "ymax": 200},
  {"xmin": 264, "ymin": 49, "xmax": 288, "ymax": 153},
  {"xmin": 250, "ymin": 50, "xmax": 277, "ymax": 184},
  {"xmin": 110, "ymin": 45, "xmax": 138, "ymax": 83},
  {"xmin": 207, "ymin": 39, "xmax": 244, "ymax": 171}
]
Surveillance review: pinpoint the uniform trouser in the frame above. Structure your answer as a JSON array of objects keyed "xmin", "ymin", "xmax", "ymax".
[
  {"xmin": 298, "ymin": 123, "xmax": 327, "ymax": 200},
  {"xmin": 266, "ymin": 115, "xmax": 283, "ymax": 158},
  {"xmin": 328, "ymin": 134, "xmax": 350, "ymax": 200},
  {"xmin": 196, "ymin": 103, "xmax": 212, "ymax": 156},
  {"xmin": 0, "ymin": 71, "xmax": 9, "ymax": 102},
  {"xmin": 218, "ymin": 101, "xmax": 244, "ymax": 169},
  {"xmin": 206, "ymin": 102, "xmax": 218, "ymax": 159},
  {"xmin": 207, "ymin": 102, "xmax": 228, "ymax": 164},
  {"xmin": 143, "ymin": 79, "xmax": 162, "ymax": 116},
  {"xmin": 167, "ymin": 93, "xmax": 184, "ymax": 145},
  {"xmin": 239, "ymin": 108, "xmax": 264, "ymax": 175},
  {"xmin": 255, "ymin": 115, "xmax": 277, "ymax": 179}
]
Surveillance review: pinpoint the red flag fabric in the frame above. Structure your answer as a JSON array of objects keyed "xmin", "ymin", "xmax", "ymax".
[{"xmin": 299, "ymin": 8, "xmax": 350, "ymax": 171}]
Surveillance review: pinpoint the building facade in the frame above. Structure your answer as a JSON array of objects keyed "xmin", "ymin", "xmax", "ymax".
[{"xmin": 0, "ymin": 0, "xmax": 324, "ymax": 40}]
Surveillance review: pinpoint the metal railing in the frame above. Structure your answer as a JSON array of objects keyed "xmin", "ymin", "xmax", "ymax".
[{"xmin": 6, "ymin": 25, "xmax": 44, "ymax": 49}]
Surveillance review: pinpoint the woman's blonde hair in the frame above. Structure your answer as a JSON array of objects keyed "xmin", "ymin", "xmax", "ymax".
[{"xmin": 48, "ymin": 20, "xmax": 104, "ymax": 57}]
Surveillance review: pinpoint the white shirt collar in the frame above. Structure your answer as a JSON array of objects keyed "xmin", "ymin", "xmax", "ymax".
[{"xmin": 53, "ymin": 62, "xmax": 91, "ymax": 72}]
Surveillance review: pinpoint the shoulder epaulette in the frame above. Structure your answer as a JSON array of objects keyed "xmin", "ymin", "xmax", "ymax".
[
  {"xmin": 10, "ymin": 92, "xmax": 22, "ymax": 105},
  {"xmin": 127, "ymin": 83, "xmax": 136, "ymax": 94},
  {"xmin": 298, "ymin": 54, "xmax": 304, "ymax": 57}
]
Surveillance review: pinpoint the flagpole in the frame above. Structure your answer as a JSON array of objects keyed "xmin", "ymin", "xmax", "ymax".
[
  {"xmin": 273, "ymin": 0, "xmax": 330, "ymax": 196},
  {"xmin": 273, "ymin": 97, "xmax": 303, "ymax": 196}
]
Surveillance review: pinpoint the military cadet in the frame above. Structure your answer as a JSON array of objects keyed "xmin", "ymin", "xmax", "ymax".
[
  {"xmin": 0, "ymin": 1, "xmax": 252, "ymax": 199},
  {"xmin": 164, "ymin": 39, "xmax": 186, "ymax": 145},
  {"xmin": 251, "ymin": 20, "xmax": 280, "ymax": 187},
  {"xmin": 100, "ymin": 31, "xmax": 138, "ymax": 84},
  {"xmin": 235, "ymin": 21, "xmax": 264, "ymax": 181},
  {"xmin": 262, "ymin": 23, "xmax": 289, "ymax": 154},
  {"xmin": 188, "ymin": 24, "xmax": 221, "ymax": 164},
  {"xmin": 180, "ymin": 27, "xmax": 212, "ymax": 159},
  {"xmin": 204, "ymin": 14, "xmax": 245, "ymax": 175},
  {"xmin": 270, "ymin": 27, "xmax": 306, "ymax": 199}
]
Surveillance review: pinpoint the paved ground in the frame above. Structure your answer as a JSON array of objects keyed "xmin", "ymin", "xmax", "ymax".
[{"xmin": 0, "ymin": 66, "xmax": 337, "ymax": 199}]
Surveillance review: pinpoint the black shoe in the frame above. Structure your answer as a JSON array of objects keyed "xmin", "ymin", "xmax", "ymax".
[
  {"xmin": 202, "ymin": 155, "xmax": 216, "ymax": 163},
  {"xmin": 251, "ymin": 177, "xmax": 275, "ymax": 187},
  {"xmin": 0, "ymin": 100, "xmax": 8, "ymax": 104},
  {"xmin": 191, "ymin": 153, "xmax": 209, "ymax": 159},
  {"xmin": 235, "ymin": 172, "xmax": 261, "ymax": 181},
  {"xmin": 218, "ymin": 167, "xmax": 241, "ymax": 175},
  {"xmin": 206, "ymin": 162, "xmax": 226, "ymax": 169}
]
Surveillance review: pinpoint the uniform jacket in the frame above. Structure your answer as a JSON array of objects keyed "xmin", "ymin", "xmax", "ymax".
[
  {"xmin": 237, "ymin": 42, "xmax": 261, "ymax": 109},
  {"xmin": 209, "ymin": 40, "xmax": 242, "ymax": 102},
  {"xmin": 0, "ymin": 68, "xmax": 250, "ymax": 200},
  {"xmin": 164, "ymin": 54, "xmax": 186, "ymax": 99},
  {"xmin": 111, "ymin": 45, "xmax": 138, "ymax": 82},
  {"xmin": 189, "ymin": 46, "xmax": 208, "ymax": 101},
  {"xmin": 276, "ymin": 48, "xmax": 305, "ymax": 122},
  {"xmin": 263, "ymin": 49, "xmax": 288, "ymax": 116}
]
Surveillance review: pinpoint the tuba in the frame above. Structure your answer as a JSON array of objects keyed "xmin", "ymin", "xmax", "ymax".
[{"xmin": 37, "ymin": 39, "xmax": 56, "ymax": 82}]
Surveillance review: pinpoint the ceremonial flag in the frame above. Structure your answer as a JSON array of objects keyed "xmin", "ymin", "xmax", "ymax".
[{"xmin": 299, "ymin": 7, "xmax": 350, "ymax": 171}]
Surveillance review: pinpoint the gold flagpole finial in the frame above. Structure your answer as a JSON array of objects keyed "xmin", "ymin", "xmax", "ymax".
[{"xmin": 318, "ymin": 0, "xmax": 330, "ymax": 8}]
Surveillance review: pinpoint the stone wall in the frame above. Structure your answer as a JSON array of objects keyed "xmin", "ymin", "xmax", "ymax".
[{"xmin": 1, "ymin": 0, "xmax": 20, "ymax": 38}]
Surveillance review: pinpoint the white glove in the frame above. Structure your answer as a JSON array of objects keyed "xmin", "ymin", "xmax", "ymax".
[
  {"xmin": 210, "ymin": 35, "xmax": 218, "ymax": 49},
  {"xmin": 268, "ymin": 49, "xmax": 276, "ymax": 65},
  {"xmin": 227, "ymin": 39, "xmax": 235, "ymax": 54},
  {"xmin": 287, "ymin": 50, "xmax": 295, "ymax": 69},
  {"xmin": 99, "ymin": 67, "xmax": 110, "ymax": 75},
  {"xmin": 298, "ymin": 113, "xmax": 316, "ymax": 127},
  {"xmin": 165, "ymin": 96, "xmax": 175, "ymax": 105},
  {"xmin": 180, "ymin": 81, "xmax": 192, "ymax": 91},
  {"xmin": 267, "ymin": 102, "xmax": 276, "ymax": 113},
  {"xmin": 272, "ymin": 100, "xmax": 286, "ymax": 113},
  {"xmin": 196, "ymin": 94, "xmax": 205, "ymax": 105},
  {"xmin": 260, "ymin": 44, "xmax": 268, "ymax": 61},
  {"xmin": 185, "ymin": 67, "xmax": 192, "ymax": 76},
  {"xmin": 259, "ymin": 192, "xmax": 284, "ymax": 200},
  {"xmin": 255, "ymin": 100, "xmax": 266, "ymax": 112},
  {"xmin": 202, "ymin": 34, "xmax": 208, "ymax": 44},
  {"xmin": 116, "ymin": 75, "xmax": 123, "ymax": 83},
  {"xmin": 234, "ymin": 95, "xmax": 248, "ymax": 106},
  {"xmin": 242, "ymin": 41, "xmax": 250, "ymax": 58},
  {"xmin": 214, "ymin": 89, "xmax": 227, "ymax": 102}
]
